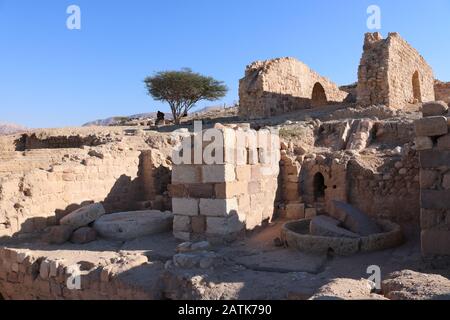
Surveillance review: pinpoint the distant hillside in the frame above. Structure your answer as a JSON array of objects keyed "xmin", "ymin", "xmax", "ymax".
[
  {"xmin": 83, "ymin": 112, "xmax": 173, "ymax": 127},
  {"xmin": 0, "ymin": 121, "xmax": 28, "ymax": 135}
]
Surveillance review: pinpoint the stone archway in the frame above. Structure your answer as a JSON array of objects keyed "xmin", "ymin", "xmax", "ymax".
[
  {"xmin": 311, "ymin": 82, "xmax": 328, "ymax": 107},
  {"xmin": 412, "ymin": 71, "xmax": 422, "ymax": 103},
  {"xmin": 313, "ymin": 172, "xmax": 326, "ymax": 202}
]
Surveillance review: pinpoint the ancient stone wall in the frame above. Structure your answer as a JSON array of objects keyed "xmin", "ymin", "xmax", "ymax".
[
  {"xmin": 357, "ymin": 32, "xmax": 435, "ymax": 108},
  {"xmin": 239, "ymin": 57, "xmax": 348, "ymax": 119},
  {"xmin": 0, "ymin": 247, "xmax": 160, "ymax": 300},
  {"xmin": 0, "ymin": 147, "xmax": 174, "ymax": 237},
  {"xmin": 435, "ymin": 80, "xmax": 450, "ymax": 104},
  {"xmin": 170, "ymin": 125, "xmax": 280, "ymax": 242},
  {"xmin": 414, "ymin": 101, "xmax": 450, "ymax": 256}
]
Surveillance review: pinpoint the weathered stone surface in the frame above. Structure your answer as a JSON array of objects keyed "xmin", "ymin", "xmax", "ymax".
[
  {"xmin": 285, "ymin": 203, "xmax": 305, "ymax": 220},
  {"xmin": 173, "ymin": 215, "xmax": 191, "ymax": 232},
  {"xmin": 309, "ymin": 278, "xmax": 385, "ymax": 300},
  {"xmin": 437, "ymin": 134, "xmax": 450, "ymax": 150},
  {"xmin": 382, "ymin": 270, "xmax": 450, "ymax": 300},
  {"xmin": 202, "ymin": 165, "xmax": 236, "ymax": 183},
  {"xmin": 421, "ymin": 190, "xmax": 450, "ymax": 210},
  {"xmin": 332, "ymin": 201, "xmax": 381, "ymax": 236},
  {"xmin": 43, "ymin": 225, "xmax": 73, "ymax": 245},
  {"xmin": 172, "ymin": 198, "xmax": 199, "ymax": 216},
  {"xmin": 199, "ymin": 198, "xmax": 238, "ymax": 217},
  {"xmin": 414, "ymin": 116, "xmax": 448, "ymax": 137},
  {"xmin": 70, "ymin": 227, "xmax": 97, "ymax": 244},
  {"xmin": 415, "ymin": 136, "xmax": 433, "ymax": 151},
  {"xmin": 420, "ymin": 150, "xmax": 450, "ymax": 168},
  {"xmin": 357, "ymin": 32, "xmax": 435, "ymax": 108},
  {"xmin": 421, "ymin": 229, "xmax": 450, "ymax": 256},
  {"xmin": 422, "ymin": 101, "xmax": 448, "ymax": 117},
  {"xmin": 172, "ymin": 165, "xmax": 200, "ymax": 184},
  {"xmin": 206, "ymin": 215, "xmax": 244, "ymax": 237},
  {"xmin": 93, "ymin": 210, "xmax": 173, "ymax": 240},
  {"xmin": 60, "ymin": 203, "xmax": 105, "ymax": 229},
  {"xmin": 310, "ymin": 216, "xmax": 360, "ymax": 238}
]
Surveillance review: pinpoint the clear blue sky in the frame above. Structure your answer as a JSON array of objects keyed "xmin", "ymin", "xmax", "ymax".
[{"xmin": 1, "ymin": 0, "xmax": 449, "ymax": 128}]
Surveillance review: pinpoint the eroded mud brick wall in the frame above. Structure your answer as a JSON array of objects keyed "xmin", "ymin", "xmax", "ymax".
[
  {"xmin": 170, "ymin": 126, "xmax": 280, "ymax": 242},
  {"xmin": 415, "ymin": 104, "xmax": 450, "ymax": 256},
  {"xmin": 357, "ymin": 32, "xmax": 434, "ymax": 108},
  {"xmin": 239, "ymin": 57, "xmax": 348, "ymax": 119}
]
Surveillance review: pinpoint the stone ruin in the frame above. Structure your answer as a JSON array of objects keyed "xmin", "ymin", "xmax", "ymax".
[
  {"xmin": 357, "ymin": 32, "xmax": 435, "ymax": 107},
  {"xmin": 239, "ymin": 32, "xmax": 439, "ymax": 119},
  {"xmin": 170, "ymin": 124, "xmax": 280, "ymax": 242},
  {"xmin": 2, "ymin": 32, "xmax": 450, "ymax": 300},
  {"xmin": 239, "ymin": 57, "xmax": 349, "ymax": 119}
]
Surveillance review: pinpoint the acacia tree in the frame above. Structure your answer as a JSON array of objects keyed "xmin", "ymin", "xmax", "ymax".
[{"xmin": 144, "ymin": 68, "xmax": 228, "ymax": 124}]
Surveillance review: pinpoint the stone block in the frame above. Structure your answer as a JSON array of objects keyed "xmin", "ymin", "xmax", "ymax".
[
  {"xmin": 199, "ymin": 198, "xmax": 238, "ymax": 217},
  {"xmin": 214, "ymin": 181, "xmax": 247, "ymax": 199},
  {"xmin": 43, "ymin": 225, "xmax": 73, "ymax": 245},
  {"xmin": 173, "ymin": 231, "xmax": 191, "ymax": 242},
  {"xmin": 286, "ymin": 203, "xmax": 305, "ymax": 220},
  {"xmin": 421, "ymin": 190, "xmax": 450, "ymax": 210},
  {"xmin": 172, "ymin": 165, "xmax": 200, "ymax": 184},
  {"xmin": 420, "ymin": 150, "xmax": 450, "ymax": 168},
  {"xmin": 206, "ymin": 215, "xmax": 244, "ymax": 236},
  {"xmin": 172, "ymin": 198, "xmax": 199, "ymax": 216},
  {"xmin": 415, "ymin": 136, "xmax": 433, "ymax": 151},
  {"xmin": 60, "ymin": 203, "xmax": 105, "ymax": 229},
  {"xmin": 332, "ymin": 201, "xmax": 381, "ymax": 236},
  {"xmin": 422, "ymin": 230, "xmax": 450, "ymax": 256},
  {"xmin": 202, "ymin": 165, "xmax": 236, "ymax": 183},
  {"xmin": 173, "ymin": 215, "xmax": 191, "ymax": 232},
  {"xmin": 191, "ymin": 216, "xmax": 206, "ymax": 234},
  {"xmin": 70, "ymin": 227, "xmax": 97, "ymax": 244},
  {"xmin": 414, "ymin": 116, "xmax": 448, "ymax": 137},
  {"xmin": 167, "ymin": 184, "xmax": 187, "ymax": 198},
  {"xmin": 310, "ymin": 216, "xmax": 360, "ymax": 238},
  {"xmin": 186, "ymin": 183, "xmax": 214, "ymax": 198},
  {"xmin": 422, "ymin": 101, "xmax": 448, "ymax": 117},
  {"xmin": 437, "ymin": 134, "xmax": 450, "ymax": 150},
  {"xmin": 420, "ymin": 170, "xmax": 438, "ymax": 189},
  {"xmin": 305, "ymin": 208, "xmax": 317, "ymax": 219},
  {"xmin": 93, "ymin": 210, "xmax": 174, "ymax": 240},
  {"xmin": 443, "ymin": 174, "xmax": 450, "ymax": 190},
  {"xmin": 235, "ymin": 165, "xmax": 251, "ymax": 181}
]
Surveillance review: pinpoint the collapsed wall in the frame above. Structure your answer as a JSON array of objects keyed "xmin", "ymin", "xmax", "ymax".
[
  {"xmin": 239, "ymin": 57, "xmax": 348, "ymax": 119},
  {"xmin": 357, "ymin": 32, "xmax": 435, "ymax": 108},
  {"xmin": 170, "ymin": 124, "xmax": 280, "ymax": 242}
]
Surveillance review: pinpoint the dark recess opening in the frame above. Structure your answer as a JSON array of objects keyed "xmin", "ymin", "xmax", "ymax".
[{"xmin": 313, "ymin": 172, "xmax": 326, "ymax": 201}]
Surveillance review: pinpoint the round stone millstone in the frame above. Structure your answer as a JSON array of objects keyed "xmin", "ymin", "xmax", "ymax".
[{"xmin": 93, "ymin": 210, "xmax": 174, "ymax": 240}]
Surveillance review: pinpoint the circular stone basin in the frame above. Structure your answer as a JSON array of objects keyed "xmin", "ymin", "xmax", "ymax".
[
  {"xmin": 281, "ymin": 219, "xmax": 403, "ymax": 256},
  {"xmin": 93, "ymin": 210, "xmax": 173, "ymax": 240}
]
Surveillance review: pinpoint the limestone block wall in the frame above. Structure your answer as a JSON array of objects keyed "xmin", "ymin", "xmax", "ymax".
[
  {"xmin": 357, "ymin": 32, "xmax": 435, "ymax": 108},
  {"xmin": 414, "ymin": 105, "xmax": 450, "ymax": 256},
  {"xmin": 170, "ymin": 126, "xmax": 280, "ymax": 242},
  {"xmin": 435, "ymin": 80, "xmax": 450, "ymax": 104},
  {"xmin": 239, "ymin": 57, "xmax": 348, "ymax": 119},
  {"xmin": 0, "ymin": 150, "xmax": 144, "ymax": 237}
]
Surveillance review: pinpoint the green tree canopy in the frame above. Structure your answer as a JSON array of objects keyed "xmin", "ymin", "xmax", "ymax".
[{"xmin": 144, "ymin": 68, "xmax": 228, "ymax": 124}]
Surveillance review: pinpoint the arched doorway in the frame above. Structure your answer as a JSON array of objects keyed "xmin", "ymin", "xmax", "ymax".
[
  {"xmin": 313, "ymin": 172, "xmax": 326, "ymax": 202},
  {"xmin": 412, "ymin": 71, "xmax": 422, "ymax": 102},
  {"xmin": 311, "ymin": 82, "xmax": 327, "ymax": 107}
]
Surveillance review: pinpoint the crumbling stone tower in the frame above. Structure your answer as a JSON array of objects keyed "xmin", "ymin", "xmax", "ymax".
[{"xmin": 357, "ymin": 32, "xmax": 435, "ymax": 108}]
